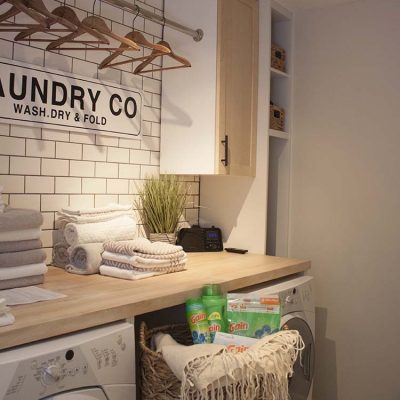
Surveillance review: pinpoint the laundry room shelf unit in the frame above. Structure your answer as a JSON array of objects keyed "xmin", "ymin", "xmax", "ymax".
[{"xmin": 267, "ymin": 0, "xmax": 293, "ymax": 257}]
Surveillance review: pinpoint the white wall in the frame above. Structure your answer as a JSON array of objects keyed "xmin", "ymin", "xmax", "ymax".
[
  {"xmin": 290, "ymin": 1, "xmax": 400, "ymax": 398},
  {"xmin": 0, "ymin": 0, "xmax": 199, "ymax": 262}
]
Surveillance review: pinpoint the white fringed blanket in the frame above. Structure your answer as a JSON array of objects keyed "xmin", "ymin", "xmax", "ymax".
[{"xmin": 155, "ymin": 330, "xmax": 304, "ymax": 400}]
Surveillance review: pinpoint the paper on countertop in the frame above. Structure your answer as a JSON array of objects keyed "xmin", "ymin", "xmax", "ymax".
[{"xmin": 0, "ymin": 286, "xmax": 66, "ymax": 306}]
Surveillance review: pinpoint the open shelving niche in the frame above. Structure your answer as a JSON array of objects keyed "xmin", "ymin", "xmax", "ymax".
[{"xmin": 266, "ymin": 0, "xmax": 293, "ymax": 257}]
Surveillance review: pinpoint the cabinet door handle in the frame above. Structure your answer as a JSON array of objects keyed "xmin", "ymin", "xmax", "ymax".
[{"xmin": 221, "ymin": 134, "xmax": 229, "ymax": 166}]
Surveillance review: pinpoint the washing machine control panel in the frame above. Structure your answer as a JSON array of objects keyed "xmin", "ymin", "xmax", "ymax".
[
  {"xmin": 279, "ymin": 281, "xmax": 313, "ymax": 314},
  {"xmin": 0, "ymin": 322, "xmax": 135, "ymax": 400}
]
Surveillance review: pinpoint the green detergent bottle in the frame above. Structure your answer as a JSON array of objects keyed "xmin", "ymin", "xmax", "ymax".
[
  {"xmin": 201, "ymin": 284, "xmax": 227, "ymax": 342},
  {"xmin": 185, "ymin": 297, "xmax": 211, "ymax": 344}
]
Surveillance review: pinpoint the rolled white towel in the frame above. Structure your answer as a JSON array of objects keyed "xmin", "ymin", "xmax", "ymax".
[{"xmin": 64, "ymin": 215, "xmax": 137, "ymax": 247}]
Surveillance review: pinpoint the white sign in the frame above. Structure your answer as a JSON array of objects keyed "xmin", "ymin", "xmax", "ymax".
[{"xmin": 0, "ymin": 57, "xmax": 143, "ymax": 138}]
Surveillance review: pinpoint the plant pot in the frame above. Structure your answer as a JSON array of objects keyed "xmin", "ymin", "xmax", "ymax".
[{"xmin": 149, "ymin": 232, "xmax": 176, "ymax": 244}]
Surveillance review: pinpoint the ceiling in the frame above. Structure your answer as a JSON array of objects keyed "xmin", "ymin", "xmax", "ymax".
[{"xmin": 280, "ymin": 0, "xmax": 359, "ymax": 10}]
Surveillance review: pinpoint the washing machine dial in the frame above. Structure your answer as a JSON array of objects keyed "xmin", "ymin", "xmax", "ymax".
[
  {"xmin": 42, "ymin": 364, "xmax": 62, "ymax": 385},
  {"xmin": 284, "ymin": 295, "xmax": 295, "ymax": 305}
]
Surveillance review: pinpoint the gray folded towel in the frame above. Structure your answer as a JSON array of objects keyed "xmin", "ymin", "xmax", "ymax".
[
  {"xmin": 65, "ymin": 242, "xmax": 104, "ymax": 275},
  {"xmin": 0, "ymin": 239, "xmax": 42, "ymax": 254},
  {"xmin": 0, "ymin": 249, "xmax": 46, "ymax": 268},
  {"xmin": 0, "ymin": 208, "xmax": 43, "ymax": 232},
  {"xmin": 0, "ymin": 274, "xmax": 44, "ymax": 290}
]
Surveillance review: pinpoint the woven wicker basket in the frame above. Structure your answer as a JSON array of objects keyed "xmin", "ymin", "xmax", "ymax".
[
  {"xmin": 270, "ymin": 102, "xmax": 285, "ymax": 131},
  {"xmin": 139, "ymin": 321, "xmax": 193, "ymax": 400},
  {"xmin": 271, "ymin": 43, "xmax": 286, "ymax": 72}
]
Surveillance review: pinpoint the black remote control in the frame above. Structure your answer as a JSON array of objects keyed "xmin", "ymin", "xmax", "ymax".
[{"xmin": 225, "ymin": 248, "xmax": 248, "ymax": 254}]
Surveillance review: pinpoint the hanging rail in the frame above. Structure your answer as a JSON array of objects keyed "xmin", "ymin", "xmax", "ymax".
[{"xmin": 102, "ymin": 0, "xmax": 204, "ymax": 42}]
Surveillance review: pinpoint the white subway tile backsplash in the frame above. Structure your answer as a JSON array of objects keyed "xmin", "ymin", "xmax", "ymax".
[
  {"xmin": 0, "ymin": 123, "xmax": 10, "ymax": 136},
  {"xmin": 119, "ymin": 138, "xmax": 141, "ymax": 149},
  {"xmin": 0, "ymin": 156, "xmax": 9, "ymax": 174},
  {"xmin": 119, "ymin": 164, "xmax": 140, "ymax": 179},
  {"xmin": 70, "ymin": 160, "xmax": 95, "ymax": 177},
  {"xmin": 143, "ymin": 77, "xmax": 161, "ymax": 94},
  {"xmin": 95, "ymin": 194, "xmax": 119, "ymax": 207},
  {"xmin": 130, "ymin": 149, "xmax": 150, "ymax": 164},
  {"xmin": 82, "ymin": 178, "xmax": 106, "ymax": 194},
  {"xmin": 41, "ymin": 194, "xmax": 69, "ymax": 212},
  {"xmin": 83, "ymin": 145, "xmax": 107, "ymax": 162},
  {"xmin": 56, "ymin": 142, "xmax": 82, "ymax": 160},
  {"xmin": 0, "ymin": 0, "xmax": 199, "ymax": 259},
  {"xmin": 0, "ymin": 136, "xmax": 25, "ymax": 156},
  {"xmin": 41, "ymin": 212, "xmax": 55, "ymax": 230},
  {"xmin": 95, "ymin": 162, "xmax": 119, "ymax": 178},
  {"xmin": 14, "ymin": 43, "xmax": 44, "ymax": 66},
  {"xmin": 107, "ymin": 179, "xmax": 129, "ymax": 194},
  {"xmin": 9, "ymin": 194, "xmax": 40, "ymax": 210},
  {"xmin": 141, "ymin": 136, "xmax": 160, "ymax": 151},
  {"xmin": 26, "ymin": 139, "xmax": 55, "ymax": 158},
  {"xmin": 96, "ymin": 135, "xmax": 119, "ymax": 147},
  {"xmin": 42, "ymin": 159, "xmax": 69, "ymax": 176},
  {"xmin": 10, "ymin": 125, "xmax": 41, "ymax": 139},
  {"xmin": 108, "ymin": 147, "xmax": 129, "ymax": 163},
  {"xmin": 140, "ymin": 165, "xmax": 159, "ymax": 179},
  {"xmin": 42, "ymin": 128, "xmax": 70, "ymax": 142},
  {"xmin": 70, "ymin": 132, "xmax": 95, "ymax": 145},
  {"xmin": 45, "ymin": 52, "xmax": 73, "ymax": 73},
  {"xmin": 26, "ymin": 176, "xmax": 54, "ymax": 194},
  {"xmin": 10, "ymin": 157, "xmax": 41, "ymax": 175},
  {"xmin": 69, "ymin": 195, "xmax": 95, "ymax": 209},
  {"xmin": 0, "ymin": 175, "xmax": 24, "ymax": 193},
  {"xmin": 56, "ymin": 177, "xmax": 81, "ymax": 194}
]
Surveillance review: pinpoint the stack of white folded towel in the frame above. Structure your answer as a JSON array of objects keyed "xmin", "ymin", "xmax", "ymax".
[
  {"xmin": 100, "ymin": 237, "xmax": 187, "ymax": 280},
  {"xmin": 0, "ymin": 208, "xmax": 47, "ymax": 289},
  {"xmin": 54, "ymin": 204, "xmax": 137, "ymax": 275},
  {"xmin": 0, "ymin": 185, "xmax": 5, "ymax": 213}
]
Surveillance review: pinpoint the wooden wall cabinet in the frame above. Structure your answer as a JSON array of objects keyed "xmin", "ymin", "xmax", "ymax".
[{"xmin": 160, "ymin": 0, "xmax": 259, "ymax": 176}]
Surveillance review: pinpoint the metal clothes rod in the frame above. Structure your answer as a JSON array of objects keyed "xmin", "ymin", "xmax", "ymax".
[{"xmin": 102, "ymin": 0, "xmax": 204, "ymax": 41}]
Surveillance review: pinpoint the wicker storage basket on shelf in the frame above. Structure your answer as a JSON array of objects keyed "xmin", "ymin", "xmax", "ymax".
[
  {"xmin": 139, "ymin": 321, "xmax": 193, "ymax": 400},
  {"xmin": 270, "ymin": 102, "xmax": 285, "ymax": 131},
  {"xmin": 271, "ymin": 43, "xmax": 286, "ymax": 72}
]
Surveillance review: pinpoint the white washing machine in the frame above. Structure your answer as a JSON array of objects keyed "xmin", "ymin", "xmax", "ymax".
[
  {"xmin": 244, "ymin": 275, "xmax": 315, "ymax": 400},
  {"xmin": 0, "ymin": 321, "xmax": 135, "ymax": 400}
]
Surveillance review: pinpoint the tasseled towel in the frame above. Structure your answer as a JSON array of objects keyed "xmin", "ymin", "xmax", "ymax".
[{"xmin": 157, "ymin": 330, "xmax": 304, "ymax": 400}]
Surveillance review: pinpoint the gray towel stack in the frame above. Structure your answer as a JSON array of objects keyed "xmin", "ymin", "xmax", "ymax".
[
  {"xmin": 54, "ymin": 203, "xmax": 136, "ymax": 275},
  {"xmin": 0, "ymin": 208, "xmax": 47, "ymax": 290}
]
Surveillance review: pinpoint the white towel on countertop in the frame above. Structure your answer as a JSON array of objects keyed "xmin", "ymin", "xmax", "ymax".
[
  {"xmin": 102, "ymin": 251, "xmax": 187, "ymax": 269},
  {"xmin": 0, "ymin": 227, "xmax": 41, "ymax": 242},
  {"xmin": 104, "ymin": 237, "xmax": 183, "ymax": 256},
  {"xmin": 99, "ymin": 264, "xmax": 162, "ymax": 280},
  {"xmin": 61, "ymin": 203, "xmax": 132, "ymax": 216},
  {"xmin": 64, "ymin": 215, "xmax": 137, "ymax": 247},
  {"xmin": 0, "ymin": 263, "xmax": 47, "ymax": 280},
  {"xmin": 57, "ymin": 210, "xmax": 135, "ymax": 227}
]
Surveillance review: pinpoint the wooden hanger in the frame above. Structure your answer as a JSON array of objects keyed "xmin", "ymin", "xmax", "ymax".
[
  {"xmin": 0, "ymin": 0, "xmax": 49, "ymax": 30},
  {"xmin": 99, "ymin": 31, "xmax": 170, "ymax": 70},
  {"xmin": 14, "ymin": 6, "xmax": 79, "ymax": 42},
  {"xmin": 134, "ymin": 40, "xmax": 191, "ymax": 75},
  {"xmin": 47, "ymin": 15, "xmax": 140, "ymax": 51}
]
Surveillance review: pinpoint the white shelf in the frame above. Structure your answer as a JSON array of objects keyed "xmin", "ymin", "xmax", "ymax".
[
  {"xmin": 269, "ymin": 129, "xmax": 289, "ymax": 140},
  {"xmin": 271, "ymin": 67, "xmax": 289, "ymax": 79}
]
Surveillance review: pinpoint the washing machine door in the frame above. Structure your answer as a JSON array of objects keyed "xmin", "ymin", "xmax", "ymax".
[
  {"xmin": 282, "ymin": 314, "xmax": 315, "ymax": 400},
  {"xmin": 42, "ymin": 388, "xmax": 108, "ymax": 400}
]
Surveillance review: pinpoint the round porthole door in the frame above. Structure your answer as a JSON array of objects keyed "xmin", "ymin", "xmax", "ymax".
[{"xmin": 282, "ymin": 315, "xmax": 315, "ymax": 400}]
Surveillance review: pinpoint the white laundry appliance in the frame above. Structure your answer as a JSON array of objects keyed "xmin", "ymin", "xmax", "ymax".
[
  {"xmin": 243, "ymin": 275, "xmax": 315, "ymax": 400},
  {"xmin": 0, "ymin": 321, "xmax": 135, "ymax": 400}
]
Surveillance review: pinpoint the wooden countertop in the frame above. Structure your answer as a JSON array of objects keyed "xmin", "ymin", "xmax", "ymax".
[{"xmin": 0, "ymin": 252, "xmax": 310, "ymax": 350}]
